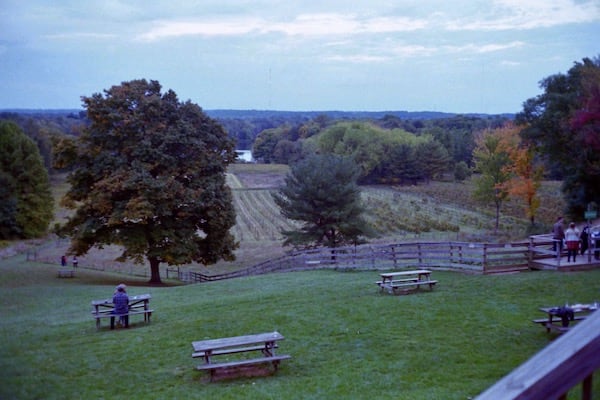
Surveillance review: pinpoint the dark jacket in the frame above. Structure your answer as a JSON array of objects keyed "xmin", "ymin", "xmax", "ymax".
[{"xmin": 112, "ymin": 291, "xmax": 129, "ymax": 314}]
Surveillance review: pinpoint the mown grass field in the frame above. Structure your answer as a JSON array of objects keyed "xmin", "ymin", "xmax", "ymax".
[{"xmin": 1, "ymin": 254, "xmax": 599, "ymax": 399}]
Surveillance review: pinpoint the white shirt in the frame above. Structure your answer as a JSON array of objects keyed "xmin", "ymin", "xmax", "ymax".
[{"xmin": 565, "ymin": 227, "xmax": 580, "ymax": 242}]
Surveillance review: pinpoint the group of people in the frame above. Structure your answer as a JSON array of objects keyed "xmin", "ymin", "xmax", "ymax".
[
  {"xmin": 552, "ymin": 216, "xmax": 591, "ymax": 262},
  {"xmin": 60, "ymin": 255, "xmax": 78, "ymax": 268}
]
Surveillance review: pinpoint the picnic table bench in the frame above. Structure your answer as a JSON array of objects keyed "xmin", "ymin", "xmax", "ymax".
[
  {"xmin": 192, "ymin": 331, "xmax": 291, "ymax": 381},
  {"xmin": 533, "ymin": 303, "xmax": 597, "ymax": 334},
  {"xmin": 57, "ymin": 269, "xmax": 75, "ymax": 278},
  {"xmin": 91, "ymin": 294, "xmax": 153, "ymax": 330},
  {"xmin": 376, "ymin": 269, "xmax": 438, "ymax": 294}
]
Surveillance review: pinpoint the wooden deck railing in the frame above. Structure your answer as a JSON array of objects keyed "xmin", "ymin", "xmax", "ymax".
[
  {"xmin": 476, "ymin": 310, "xmax": 600, "ymax": 400},
  {"xmin": 529, "ymin": 233, "xmax": 600, "ymax": 267}
]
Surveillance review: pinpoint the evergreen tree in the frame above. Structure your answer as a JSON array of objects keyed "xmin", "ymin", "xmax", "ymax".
[
  {"xmin": 0, "ymin": 121, "xmax": 53, "ymax": 239},
  {"xmin": 55, "ymin": 79, "xmax": 238, "ymax": 283},
  {"xmin": 272, "ymin": 154, "xmax": 373, "ymax": 248},
  {"xmin": 414, "ymin": 139, "xmax": 451, "ymax": 182}
]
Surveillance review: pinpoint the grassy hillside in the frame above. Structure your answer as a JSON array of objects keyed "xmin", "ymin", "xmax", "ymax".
[
  {"xmin": 33, "ymin": 164, "xmax": 565, "ymax": 277},
  {"xmin": 0, "ymin": 254, "xmax": 598, "ymax": 399}
]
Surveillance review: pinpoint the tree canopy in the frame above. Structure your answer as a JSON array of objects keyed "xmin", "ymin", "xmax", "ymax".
[
  {"xmin": 517, "ymin": 56, "xmax": 600, "ymax": 218},
  {"xmin": 272, "ymin": 154, "xmax": 373, "ymax": 248},
  {"xmin": 313, "ymin": 121, "xmax": 449, "ymax": 184},
  {"xmin": 55, "ymin": 79, "xmax": 238, "ymax": 283},
  {"xmin": 0, "ymin": 120, "xmax": 53, "ymax": 239}
]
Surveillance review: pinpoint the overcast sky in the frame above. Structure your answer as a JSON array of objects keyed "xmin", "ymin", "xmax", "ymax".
[{"xmin": 1, "ymin": 0, "xmax": 598, "ymax": 114}]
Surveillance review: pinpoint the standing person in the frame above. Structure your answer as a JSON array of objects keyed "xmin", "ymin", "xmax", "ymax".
[
  {"xmin": 580, "ymin": 225, "xmax": 589, "ymax": 255},
  {"xmin": 72, "ymin": 256, "xmax": 78, "ymax": 268},
  {"xmin": 565, "ymin": 222, "xmax": 580, "ymax": 262},
  {"xmin": 61, "ymin": 255, "xmax": 67, "ymax": 267},
  {"xmin": 111, "ymin": 283, "xmax": 129, "ymax": 329},
  {"xmin": 552, "ymin": 216, "xmax": 565, "ymax": 254}
]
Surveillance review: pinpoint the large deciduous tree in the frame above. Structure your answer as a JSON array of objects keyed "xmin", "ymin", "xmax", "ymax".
[
  {"xmin": 56, "ymin": 79, "xmax": 238, "ymax": 283},
  {"xmin": 517, "ymin": 56, "xmax": 600, "ymax": 217},
  {"xmin": 272, "ymin": 153, "xmax": 373, "ymax": 249},
  {"xmin": 0, "ymin": 121, "xmax": 54, "ymax": 239}
]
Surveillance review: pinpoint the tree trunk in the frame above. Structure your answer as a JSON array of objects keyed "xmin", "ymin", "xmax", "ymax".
[
  {"xmin": 148, "ymin": 256, "xmax": 162, "ymax": 284},
  {"xmin": 494, "ymin": 200, "xmax": 500, "ymax": 234}
]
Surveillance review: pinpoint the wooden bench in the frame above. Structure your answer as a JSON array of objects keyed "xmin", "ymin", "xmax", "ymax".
[
  {"xmin": 532, "ymin": 315, "xmax": 586, "ymax": 333},
  {"xmin": 380, "ymin": 280, "xmax": 438, "ymax": 294},
  {"xmin": 392, "ymin": 279, "xmax": 437, "ymax": 288},
  {"xmin": 375, "ymin": 278, "xmax": 418, "ymax": 286},
  {"xmin": 92, "ymin": 309, "xmax": 154, "ymax": 329},
  {"xmin": 196, "ymin": 355, "xmax": 292, "ymax": 380},
  {"xmin": 57, "ymin": 269, "xmax": 75, "ymax": 278},
  {"xmin": 531, "ymin": 316, "xmax": 586, "ymax": 325},
  {"xmin": 543, "ymin": 323, "xmax": 570, "ymax": 334},
  {"xmin": 192, "ymin": 344, "xmax": 278, "ymax": 358}
]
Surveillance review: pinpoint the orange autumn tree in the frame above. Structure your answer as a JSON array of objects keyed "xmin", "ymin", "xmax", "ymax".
[{"xmin": 497, "ymin": 123, "xmax": 543, "ymax": 226}]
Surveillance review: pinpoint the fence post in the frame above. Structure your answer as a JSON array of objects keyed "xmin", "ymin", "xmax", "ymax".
[
  {"xmin": 371, "ymin": 246, "xmax": 375, "ymax": 269},
  {"xmin": 482, "ymin": 244, "xmax": 488, "ymax": 273},
  {"xmin": 528, "ymin": 236, "xmax": 534, "ymax": 268}
]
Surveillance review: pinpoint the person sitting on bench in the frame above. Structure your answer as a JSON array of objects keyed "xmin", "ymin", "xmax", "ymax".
[{"xmin": 111, "ymin": 283, "xmax": 129, "ymax": 329}]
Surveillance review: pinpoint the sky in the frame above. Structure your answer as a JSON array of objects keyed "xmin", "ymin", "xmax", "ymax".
[{"xmin": 1, "ymin": 0, "xmax": 599, "ymax": 114}]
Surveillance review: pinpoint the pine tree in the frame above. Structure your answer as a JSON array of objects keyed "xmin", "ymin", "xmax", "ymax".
[
  {"xmin": 0, "ymin": 121, "xmax": 53, "ymax": 239},
  {"xmin": 272, "ymin": 153, "xmax": 373, "ymax": 248}
]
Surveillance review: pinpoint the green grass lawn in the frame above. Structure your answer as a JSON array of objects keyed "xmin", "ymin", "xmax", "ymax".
[{"xmin": 1, "ymin": 254, "xmax": 599, "ymax": 399}]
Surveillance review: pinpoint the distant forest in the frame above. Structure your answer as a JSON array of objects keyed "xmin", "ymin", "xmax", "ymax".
[
  {"xmin": 0, "ymin": 108, "xmax": 513, "ymax": 176},
  {"xmin": 208, "ymin": 109, "xmax": 513, "ymax": 151}
]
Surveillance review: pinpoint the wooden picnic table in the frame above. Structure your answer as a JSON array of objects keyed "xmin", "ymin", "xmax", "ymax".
[
  {"xmin": 57, "ymin": 269, "xmax": 75, "ymax": 278},
  {"xmin": 192, "ymin": 331, "xmax": 291, "ymax": 381},
  {"xmin": 91, "ymin": 293, "xmax": 153, "ymax": 330},
  {"xmin": 533, "ymin": 303, "xmax": 597, "ymax": 334},
  {"xmin": 376, "ymin": 269, "xmax": 438, "ymax": 294}
]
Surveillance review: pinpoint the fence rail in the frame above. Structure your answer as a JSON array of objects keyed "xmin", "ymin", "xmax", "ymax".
[{"xmin": 171, "ymin": 239, "xmax": 543, "ymax": 283}]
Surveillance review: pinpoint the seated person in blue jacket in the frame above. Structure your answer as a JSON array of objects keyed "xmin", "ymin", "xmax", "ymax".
[{"xmin": 111, "ymin": 283, "xmax": 129, "ymax": 329}]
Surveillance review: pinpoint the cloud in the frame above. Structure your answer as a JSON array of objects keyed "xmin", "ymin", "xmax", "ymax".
[
  {"xmin": 43, "ymin": 32, "xmax": 118, "ymax": 41},
  {"xmin": 136, "ymin": 13, "xmax": 428, "ymax": 41},
  {"xmin": 136, "ymin": 18, "xmax": 265, "ymax": 41},
  {"xmin": 134, "ymin": 0, "xmax": 600, "ymax": 43},
  {"xmin": 500, "ymin": 60, "xmax": 521, "ymax": 67},
  {"xmin": 447, "ymin": 41, "xmax": 526, "ymax": 54},
  {"xmin": 324, "ymin": 54, "xmax": 390, "ymax": 63},
  {"xmin": 446, "ymin": 0, "xmax": 600, "ymax": 31},
  {"xmin": 319, "ymin": 40, "xmax": 525, "ymax": 65}
]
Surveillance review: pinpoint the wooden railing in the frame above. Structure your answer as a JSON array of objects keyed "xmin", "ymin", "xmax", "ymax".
[
  {"xmin": 170, "ymin": 240, "xmax": 544, "ymax": 283},
  {"xmin": 476, "ymin": 310, "xmax": 600, "ymax": 400},
  {"xmin": 529, "ymin": 233, "xmax": 600, "ymax": 267}
]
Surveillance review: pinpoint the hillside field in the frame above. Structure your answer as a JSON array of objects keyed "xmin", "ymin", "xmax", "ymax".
[{"xmin": 31, "ymin": 163, "xmax": 565, "ymax": 278}]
